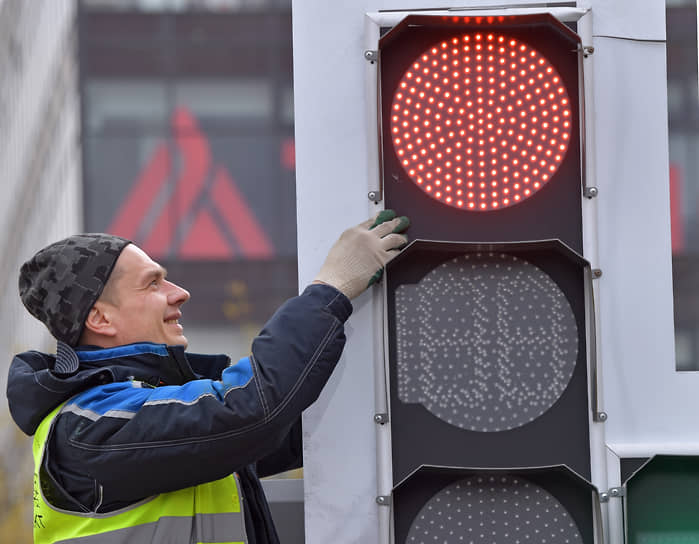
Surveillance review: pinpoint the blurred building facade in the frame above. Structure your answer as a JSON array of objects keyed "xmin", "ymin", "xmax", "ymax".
[
  {"xmin": 0, "ymin": 0, "xmax": 301, "ymax": 541},
  {"xmin": 668, "ymin": 0, "xmax": 699, "ymax": 370},
  {"xmin": 0, "ymin": 1, "xmax": 81, "ymax": 384},
  {"xmin": 0, "ymin": 1, "xmax": 80, "ymax": 537}
]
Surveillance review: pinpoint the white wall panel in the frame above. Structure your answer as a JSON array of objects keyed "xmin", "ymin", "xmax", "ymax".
[
  {"xmin": 584, "ymin": 0, "xmax": 666, "ymax": 41},
  {"xmin": 293, "ymin": 3, "xmax": 380, "ymax": 542},
  {"xmin": 594, "ymin": 33, "xmax": 683, "ymax": 451}
]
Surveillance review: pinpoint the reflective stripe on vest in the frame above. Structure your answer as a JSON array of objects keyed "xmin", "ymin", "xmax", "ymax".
[{"xmin": 32, "ymin": 403, "xmax": 248, "ymax": 544}]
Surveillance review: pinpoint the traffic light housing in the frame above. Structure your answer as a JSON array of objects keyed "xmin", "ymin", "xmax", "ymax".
[
  {"xmin": 378, "ymin": 13, "xmax": 594, "ymax": 543},
  {"xmin": 380, "ymin": 14, "xmax": 584, "ymax": 251},
  {"xmin": 393, "ymin": 465, "xmax": 596, "ymax": 544},
  {"xmin": 386, "ymin": 240, "xmax": 591, "ymax": 481}
]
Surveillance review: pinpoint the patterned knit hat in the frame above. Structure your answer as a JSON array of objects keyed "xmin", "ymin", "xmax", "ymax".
[{"xmin": 19, "ymin": 234, "xmax": 131, "ymax": 347}]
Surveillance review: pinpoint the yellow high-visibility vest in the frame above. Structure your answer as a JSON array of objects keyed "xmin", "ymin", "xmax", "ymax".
[{"xmin": 32, "ymin": 402, "xmax": 247, "ymax": 544}]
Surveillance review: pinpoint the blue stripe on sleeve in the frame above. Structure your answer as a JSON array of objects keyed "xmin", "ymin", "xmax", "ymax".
[
  {"xmin": 65, "ymin": 357, "xmax": 255, "ymax": 417},
  {"xmin": 69, "ymin": 382, "xmax": 152, "ymax": 416},
  {"xmin": 145, "ymin": 357, "xmax": 254, "ymax": 404},
  {"xmin": 221, "ymin": 356, "xmax": 254, "ymax": 389}
]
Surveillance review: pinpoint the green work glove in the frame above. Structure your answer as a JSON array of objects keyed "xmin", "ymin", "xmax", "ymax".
[
  {"xmin": 367, "ymin": 210, "xmax": 410, "ymax": 287},
  {"xmin": 314, "ymin": 210, "xmax": 410, "ymax": 300}
]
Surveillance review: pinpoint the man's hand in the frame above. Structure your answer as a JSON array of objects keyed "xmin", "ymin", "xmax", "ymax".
[{"xmin": 314, "ymin": 210, "xmax": 410, "ymax": 300}]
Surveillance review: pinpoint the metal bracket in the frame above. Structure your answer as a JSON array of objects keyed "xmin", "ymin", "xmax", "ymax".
[
  {"xmin": 374, "ymin": 413, "xmax": 389, "ymax": 425},
  {"xmin": 599, "ymin": 487, "xmax": 625, "ymax": 502},
  {"xmin": 609, "ymin": 487, "xmax": 625, "ymax": 498},
  {"xmin": 592, "ymin": 269, "xmax": 602, "ymax": 279},
  {"xmin": 583, "ymin": 186, "xmax": 598, "ymax": 198},
  {"xmin": 594, "ymin": 411, "xmax": 608, "ymax": 422},
  {"xmin": 364, "ymin": 49, "xmax": 378, "ymax": 63},
  {"xmin": 376, "ymin": 495, "xmax": 392, "ymax": 506},
  {"xmin": 368, "ymin": 190, "xmax": 383, "ymax": 202}
]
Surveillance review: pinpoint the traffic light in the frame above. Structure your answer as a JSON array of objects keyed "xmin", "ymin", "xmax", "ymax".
[
  {"xmin": 623, "ymin": 455, "xmax": 699, "ymax": 543},
  {"xmin": 377, "ymin": 13, "xmax": 597, "ymax": 543},
  {"xmin": 393, "ymin": 466, "xmax": 596, "ymax": 543}
]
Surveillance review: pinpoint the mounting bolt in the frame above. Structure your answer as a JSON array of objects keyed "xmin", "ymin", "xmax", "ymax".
[
  {"xmin": 368, "ymin": 190, "xmax": 383, "ymax": 202},
  {"xmin": 364, "ymin": 50, "xmax": 378, "ymax": 62},
  {"xmin": 374, "ymin": 413, "xmax": 388, "ymax": 425},
  {"xmin": 599, "ymin": 491, "xmax": 610, "ymax": 503},
  {"xmin": 584, "ymin": 186, "xmax": 598, "ymax": 198},
  {"xmin": 595, "ymin": 411, "xmax": 608, "ymax": 422},
  {"xmin": 583, "ymin": 45, "xmax": 595, "ymax": 57},
  {"xmin": 592, "ymin": 269, "xmax": 603, "ymax": 279}
]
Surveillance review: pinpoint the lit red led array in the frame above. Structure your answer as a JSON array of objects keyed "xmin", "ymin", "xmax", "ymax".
[{"xmin": 390, "ymin": 32, "xmax": 572, "ymax": 211}]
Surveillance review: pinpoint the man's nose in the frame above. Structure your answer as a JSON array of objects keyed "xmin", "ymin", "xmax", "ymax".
[{"xmin": 166, "ymin": 281, "xmax": 190, "ymax": 305}]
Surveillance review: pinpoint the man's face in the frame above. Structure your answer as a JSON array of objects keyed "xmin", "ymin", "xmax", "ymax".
[{"xmin": 103, "ymin": 244, "xmax": 191, "ymax": 348}]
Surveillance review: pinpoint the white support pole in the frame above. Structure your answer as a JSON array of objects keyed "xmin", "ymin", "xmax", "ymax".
[
  {"xmin": 372, "ymin": 282, "xmax": 393, "ymax": 544},
  {"xmin": 365, "ymin": 13, "xmax": 382, "ymax": 200},
  {"xmin": 605, "ymin": 447, "xmax": 624, "ymax": 544},
  {"xmin": 365, "ymin": 13, "xmax": 393, "ymax": 544},
  {"xmin": 578, "ymin": 9, "xmax": 610, "ymax": 544}
]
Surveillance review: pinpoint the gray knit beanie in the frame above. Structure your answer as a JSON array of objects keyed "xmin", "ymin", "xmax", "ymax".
[{"xmin": 19, "ymin": 234, "xmax": 131, "ymax": 347}]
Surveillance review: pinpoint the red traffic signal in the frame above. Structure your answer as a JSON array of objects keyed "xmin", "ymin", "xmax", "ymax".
[
  {"xmin": 380, "ymin": 13, "xmax": 584, "ymax": 251},
  {"xmin": 389, "ymin": 30, "xmax": 573, "ymax": 211}
]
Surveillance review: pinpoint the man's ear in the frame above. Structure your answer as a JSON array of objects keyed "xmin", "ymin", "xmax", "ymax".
[{"xmin": 83, "ymin": 302, "xmax": 118, "ymax": 337}]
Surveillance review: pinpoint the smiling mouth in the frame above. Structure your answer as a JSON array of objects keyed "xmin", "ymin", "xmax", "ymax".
[{"xmin": 164, "ymin": 319, "xmax": 180, "ymax": 325}]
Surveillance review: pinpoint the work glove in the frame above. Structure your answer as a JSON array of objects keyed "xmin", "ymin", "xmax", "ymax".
[{"xmin": 314, "ymin": 210, "xmax": 410, "ymax": 300}]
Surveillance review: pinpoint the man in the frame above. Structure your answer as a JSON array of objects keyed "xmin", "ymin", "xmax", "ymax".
[{"xmin": 7, "ymin": 211, "xmax": 409, "ymax": 544}]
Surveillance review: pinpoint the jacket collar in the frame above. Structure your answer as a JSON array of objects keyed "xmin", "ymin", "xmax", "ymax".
[{"xmin": 7, "ymin": 343, "xmax": 231, "ymax": 436}]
